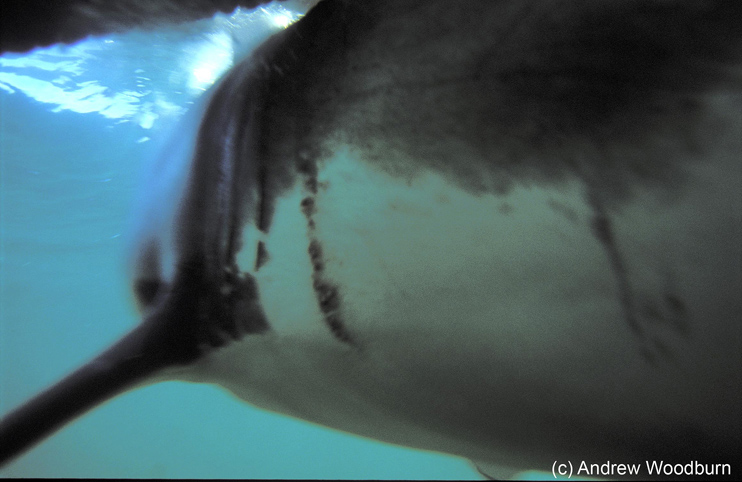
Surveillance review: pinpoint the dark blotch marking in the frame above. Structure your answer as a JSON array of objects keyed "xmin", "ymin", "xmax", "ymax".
[
  {"xmin": 498, "ymin": 203, "xmax": 513, "ymax": 215},
  {"xmin": 641, "ymin": 293, "xmax": 689, "ymax": 335},
  {"xmin": 254, "ymin": 241, "xmax": 270, "ymax": 271},
  {"xmin": 589, "ymin": 193, "xmax": 686, "ymax": 364},
  {"xmin": 299, "ymin": 155, "xmax": 355, "ymax": 346},
  {"xmin": 297, "ymin": 157, "xmax": 318, "ymax": 178},
  {"xmin": 306, "ymin": 237, "xmax": 355, "ymax": 345},
  {"xmin": 314, "ymin": 278, "xmax": 341, "ymax": 313},
  {"xmin": 297, "ymin": 158, "xmax": 319, "ymax": 194},
  {"xmin": 590, "ymin": 209, "xmax": 612, "ymax": 245},
  {"xmin": 547, "ymin": 199, "xmax": 579, "ymax": 224},
  {"xmin": 305, "ymin": 177, "xmax": 318, "ymax": 195},
  {"xmin": 301, "ymin": 196, "xmax": 316, "ymax": 217},
  {"xmin": 325, "ymin": 311, "xmax": 353, "ymax": 344},
  {"xmin": 664, "ymin": 292, "xmax": 690, "ymax": 336},
  {"xmin": 589, "ymin": 202, "xmax": 640, "ymax": 335},
  {"xmin": 307, "ymin": 239, "xmax": 355, "ymax": 346},
  {"xmin": 665, "ymin": 293, "xmax": 687, "ymax": 316},
  {"xmin": 308, "ymin": 239, "xmax": 324, "ymax": 272}
]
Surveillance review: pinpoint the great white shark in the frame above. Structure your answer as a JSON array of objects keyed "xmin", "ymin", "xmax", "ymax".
[{"xmin": 1, "ymin": 0, "xmax": 741, "ymax": 478}]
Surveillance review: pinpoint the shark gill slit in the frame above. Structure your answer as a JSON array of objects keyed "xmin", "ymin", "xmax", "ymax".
[
  {"xmin": 255, "ymin": 241, "xmax": 270, "ymax": 271},
  {"xmin": 197, "ymin": 95, "xmax": 271, "ymax": 342},
  {"xmin": 256, "ymin": 159, "xmax": 271, "ymax": 234},
  {"xmin": 298, "ymin": 157, "xmax": 356, "ymax": 346}
]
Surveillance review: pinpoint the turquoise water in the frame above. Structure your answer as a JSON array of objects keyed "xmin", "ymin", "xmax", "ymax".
[{"xmin": 0, "ymin": 6, "xmax": 481, "ymax": 479}]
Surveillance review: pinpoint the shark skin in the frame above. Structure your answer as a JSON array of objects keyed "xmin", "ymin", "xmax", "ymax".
[
  {"xmin": 162, "ymin": 0, "xmax": 742, "ymax": 474},
  {"xmin": 1, "ymin": 0, "xmax": 741, "ymax": 478}
]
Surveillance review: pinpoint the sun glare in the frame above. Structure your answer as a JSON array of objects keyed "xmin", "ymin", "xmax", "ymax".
[
  {"xmin": 271, "ymin": 13, "xmax": 294, "ymax": 29},
  {"xmin": 186, "ymin": 31, "xmax": 234, "ymax": 92}
]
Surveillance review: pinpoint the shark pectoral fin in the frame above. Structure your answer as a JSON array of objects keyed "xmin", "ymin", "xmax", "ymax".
[{"xmin": 0, "ymin": 285, "xmax": 201, "ymax": 466}]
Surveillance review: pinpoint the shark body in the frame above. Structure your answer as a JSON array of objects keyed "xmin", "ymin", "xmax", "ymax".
[{"xmin": 1, "ymin": 0, "xmax": 741, "ymax": 478}]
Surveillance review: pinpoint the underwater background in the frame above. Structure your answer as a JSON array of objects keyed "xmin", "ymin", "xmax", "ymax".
[{"xmin": 0, "ymin": 3, "xmax": 485, "ymax": 479}]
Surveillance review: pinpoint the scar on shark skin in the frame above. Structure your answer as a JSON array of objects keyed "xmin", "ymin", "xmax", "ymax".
[
  {"xmin": 586, "ymin": 189, "xmax": 689, "ymax": 365},
  {"xmin": 298, "ymin": 157, "xmax": 356, "ymax": 346}
]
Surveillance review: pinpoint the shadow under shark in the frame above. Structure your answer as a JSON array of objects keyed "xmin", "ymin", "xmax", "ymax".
[{"xmin": 1, "ymin": 0, "xmax": 741, "ymax": 478}]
